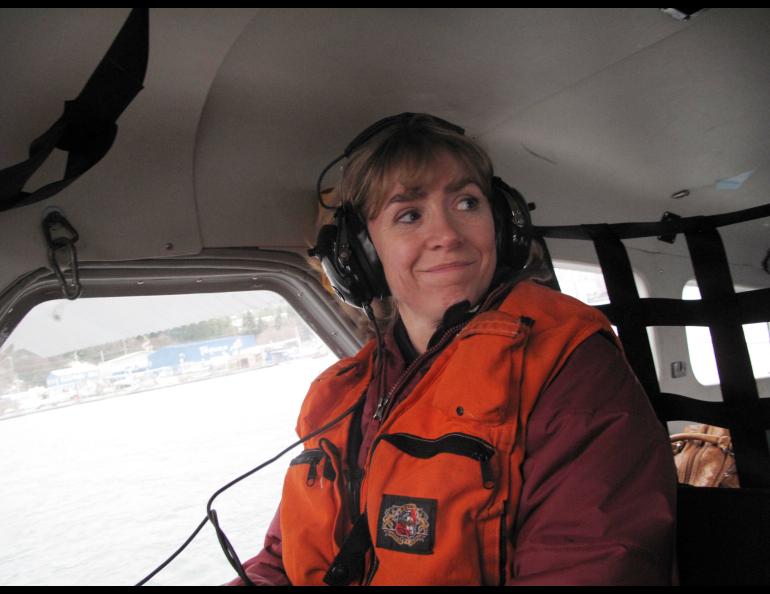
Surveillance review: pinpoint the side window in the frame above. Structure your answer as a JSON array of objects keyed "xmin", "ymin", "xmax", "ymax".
[
  {"xmin": 552, "ymin": 261, "xmax": 612, "ymax": 306},
  {"xmin": 683, "ymin": 281, "xmax": 770, "ymax": 386},
  {"xmin": 552, "ymin": 260, "xmax": 659, "ymax": 377},
  {"xmin": 0, "ymin": 291, "xmax": 338, "ymax": 585}
]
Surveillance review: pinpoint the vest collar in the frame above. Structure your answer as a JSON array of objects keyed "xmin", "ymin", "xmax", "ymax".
[{"xmin": 391, "ymin": 267, "xmax": 517, "ymax": 365}]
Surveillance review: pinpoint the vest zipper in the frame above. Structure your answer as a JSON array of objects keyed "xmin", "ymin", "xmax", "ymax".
[
  {"xmin": 344, "ymin": 394, "xmax": 367, "ymax": 521},
  {"xmin": 345, "ymin": 467, "xmax": 365, "ymax": 520},
  {"xmin": 373, "ymin": 322, "xmax": 466, "ymax": 422}
]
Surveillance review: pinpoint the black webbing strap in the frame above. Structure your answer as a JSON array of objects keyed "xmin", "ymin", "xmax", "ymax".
[
  {"xmin": 535, "ymin": 203, "xmax": 770, "ymax": 488},
  {"xmin": 584, "ymin": 224, "xmax": 664, "ymax": 417},
  {"xmin": 0, "ymin": 8, "xmax": 149, "ymax": 212},
  {"xmin": 596, "ymin": 289, "xmax": 770, "ymax": 327},
  {"xmin": 685, "ymin": 225, "xmax": 770, "ymax": 487},
  {"xmin": 530, "ymin": 234, "xmax": 562, "ymax": 292},
  {"xmin": 538, "ymin": 202, "xmax": 770, "ymax": 240}
]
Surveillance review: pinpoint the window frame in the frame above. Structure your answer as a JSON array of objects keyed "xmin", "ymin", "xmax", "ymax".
[
  {"xmin": 0, "ymin": 248, "xmax": 364, "ymax": 361},
  {"xmin": 0, "ymin": 248, "xmax": 354, "ymax": 585}
]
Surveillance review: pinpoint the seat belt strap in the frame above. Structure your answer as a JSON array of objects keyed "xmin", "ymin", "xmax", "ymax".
[{"xmin": 0, "ymin": 8, "xmax": 149, "ymax": 212}]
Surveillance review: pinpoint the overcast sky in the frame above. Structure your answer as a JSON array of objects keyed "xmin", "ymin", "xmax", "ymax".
[{"xmin": 1, "ymin": 290, "xmax": 287, "ymax": 358}]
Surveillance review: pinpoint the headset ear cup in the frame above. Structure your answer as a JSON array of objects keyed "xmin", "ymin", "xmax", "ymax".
[
  {"xmin": 309, "ymin": 206, "xmax": 390, "ymax": 310},
  {"xmin": 311, "ymin": 222, "xmax": 356, "ymax": 304},
  {"xmin": 342, "ymin": 204, "xmax": 390, "ymax": 301},
  {"xmin": 491, "ymin": 177, "xmax": 532, "ymax": 273}
]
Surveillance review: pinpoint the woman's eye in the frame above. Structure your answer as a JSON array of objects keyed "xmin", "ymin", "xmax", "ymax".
[
  {"xmin": 396, "ymin": 210, "xmax": 420, "ymax": 224},
  {"xmin": 458, "ymin": 196, "xmax": 480, "ymax": 210}
]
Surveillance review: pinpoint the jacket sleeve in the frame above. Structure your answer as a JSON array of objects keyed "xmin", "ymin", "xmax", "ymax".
[
  {"xmin": 227, "ymin": 505, "xmax": 290, "ymax": 586},
  {"xmin": 507, "ymin": 333, "xmax": 677, "ymax": 586}
]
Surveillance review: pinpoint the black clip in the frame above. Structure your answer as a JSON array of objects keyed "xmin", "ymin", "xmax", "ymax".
[
  {"xmin": 658, "ymin": 211, "xmax": 681, "ymax": 244},
  {"xmin": 763, "ymin": 248, "xmax": 770, "ymax": 275},
  {"xmin": 42, "ymin": 211, "xmax": 82, "ymax": 300}
]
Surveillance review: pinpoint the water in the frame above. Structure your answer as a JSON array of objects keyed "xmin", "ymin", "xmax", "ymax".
[{"xmin": 0, "ymin": 355, "xmax": 338, "ymax": 586}]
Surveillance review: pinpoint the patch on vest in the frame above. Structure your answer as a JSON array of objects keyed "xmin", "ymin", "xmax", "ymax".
[{"xmin": 376, "ymin": 494, "xmax": 436, "ymax": 554}]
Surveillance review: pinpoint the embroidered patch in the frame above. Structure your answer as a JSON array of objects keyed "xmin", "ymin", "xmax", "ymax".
[{"xmin": 376, "ymin": 494, "xmax": 436, "ymax": 554}]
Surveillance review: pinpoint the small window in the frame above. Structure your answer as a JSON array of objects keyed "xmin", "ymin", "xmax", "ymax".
[
  {"xmin": 552, "ymin": 261, "xmax": 611, "ymax": 306},
  {"xmin": 683, "ymin": 282, "xmax": 770, "ymax": 386},
  {"xmin": 0, "ymin": 291, "xmax": 338, "ymax": 585},
  {"xmin": 552, "ymin": 261, "xmax": 659, "ymax": 378}
]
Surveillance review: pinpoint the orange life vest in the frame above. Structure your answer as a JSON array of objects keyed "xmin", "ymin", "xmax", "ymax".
[{"xmin": 280, "ymin": 280, "xmax": 617, "ymax": 585}]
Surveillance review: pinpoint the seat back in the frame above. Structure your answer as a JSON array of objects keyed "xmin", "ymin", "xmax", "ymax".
[{"xmin": 677, "ymin": 485, "xmax": 770, "ymax": 585}]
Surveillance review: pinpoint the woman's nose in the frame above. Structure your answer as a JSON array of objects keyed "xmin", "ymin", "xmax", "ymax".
[{"xmin": 426, "ymin": 209, "xmax": 463, "ymax": 249}]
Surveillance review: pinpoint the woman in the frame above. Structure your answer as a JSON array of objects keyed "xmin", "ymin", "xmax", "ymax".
[{"xmin": 231, "ymin": 113, "xmax": 677, "ymax": 585}]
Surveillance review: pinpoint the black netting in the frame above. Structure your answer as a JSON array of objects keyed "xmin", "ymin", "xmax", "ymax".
[{"xmin": 536, "ymin": 203, "xmax": 770, "ymax": 488}]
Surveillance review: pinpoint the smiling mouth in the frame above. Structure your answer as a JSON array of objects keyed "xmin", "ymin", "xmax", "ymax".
[{"xmin": 423, "ymin": 261, "xmax": 473, "ymax": 272}]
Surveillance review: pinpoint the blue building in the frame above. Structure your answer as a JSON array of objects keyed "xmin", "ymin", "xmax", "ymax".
[{"xmin": 148, "ymin": 335, "xmax": 257, "ymax": 371}]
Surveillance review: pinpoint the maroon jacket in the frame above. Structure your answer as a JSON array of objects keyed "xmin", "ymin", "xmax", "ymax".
[{"xmin": 231, "ymin": 284, "xmax": 677, "ymax": 585}]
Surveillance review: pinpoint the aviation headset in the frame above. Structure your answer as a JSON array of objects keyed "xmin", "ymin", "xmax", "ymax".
[{"xmin": 309, "ymin": 112, "xmax": 533, "ymax": 311}]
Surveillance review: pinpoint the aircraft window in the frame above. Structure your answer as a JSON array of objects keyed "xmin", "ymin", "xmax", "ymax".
[
  {"xmin": 552, "ymin": 261, "xmax": 612, "ymax": 306},
  {"xmin": 0, "ymin": 291, "xmax": 338, "ymax": 586},
  {"xmin": 553, "ymin": 259, "xmax": 651, "ymax": 318},
  {"xmin": 553, "ymin": 261, "xmax": 661, "ymax": 380},
  {"xmin": 683, "ymin": 282, "xmax": 770, "ymax": 386}
]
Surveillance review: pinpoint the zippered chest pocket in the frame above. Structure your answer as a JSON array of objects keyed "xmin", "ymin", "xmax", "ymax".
[
  {"xmin": 379, "ymin": 433, "xmax": 496, "ymax": 489},
  {"xmin": 289, "ymin": 447, "xmax": 337, "ymax": 486},
  {"xmin": 281, "ymin": 438, "xmax": 349, "ymax": 585}
]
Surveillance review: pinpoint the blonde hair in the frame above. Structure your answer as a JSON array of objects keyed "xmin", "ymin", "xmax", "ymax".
[{"xmin": 338, "ymin": 114, "xmax": 494, "ymax": 221}]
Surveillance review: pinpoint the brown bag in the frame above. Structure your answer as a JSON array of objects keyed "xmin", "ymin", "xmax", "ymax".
[{"xmin": 670, "ymin": 424, "xmax": 740, "ymax": 488}]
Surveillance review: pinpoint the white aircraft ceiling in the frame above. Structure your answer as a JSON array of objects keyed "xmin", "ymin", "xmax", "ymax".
[{"xmin": 1, "ymin": 8, "xmax": 769, "ymax": 298}]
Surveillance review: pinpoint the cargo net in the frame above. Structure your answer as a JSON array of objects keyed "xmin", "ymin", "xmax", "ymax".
[{"xmin": 535, "ymin": 203, "xmax": 770, "ymax": 489}]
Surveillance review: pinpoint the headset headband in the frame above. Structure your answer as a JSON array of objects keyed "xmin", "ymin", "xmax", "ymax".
[{"xmin": 317, "ymin": 113, "xmax": 465, "ymax": 210}]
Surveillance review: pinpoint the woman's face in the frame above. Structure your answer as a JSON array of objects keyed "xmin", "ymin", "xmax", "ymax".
[{"xmin": 367, "ymin": 152, "xmax": 497, "ymax": 331}]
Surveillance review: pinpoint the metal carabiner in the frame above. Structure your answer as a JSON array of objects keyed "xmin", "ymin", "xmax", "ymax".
[{"xmin": 42, "ymin": 210, "xmax": 83, "ymax": 300}]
